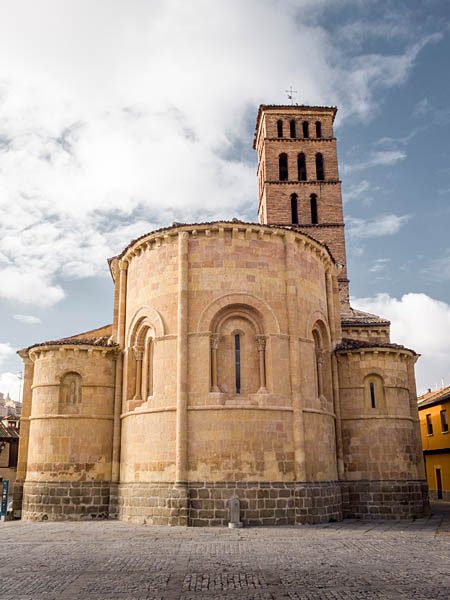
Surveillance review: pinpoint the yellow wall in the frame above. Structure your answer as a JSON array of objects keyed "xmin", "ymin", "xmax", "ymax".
[{"xmin": 419, "ymin": 397, "xmax": 450, "ymax": 500}]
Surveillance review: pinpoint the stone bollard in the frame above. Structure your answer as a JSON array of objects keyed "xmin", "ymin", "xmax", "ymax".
[{"xmin": 228, "ymin": 497, "xmax": 243, "ymax": 528}]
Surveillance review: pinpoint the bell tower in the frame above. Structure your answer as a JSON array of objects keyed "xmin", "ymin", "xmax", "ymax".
[{"xmin": 254, "ymin": 104, "xmax": 349, "ymax": 305}]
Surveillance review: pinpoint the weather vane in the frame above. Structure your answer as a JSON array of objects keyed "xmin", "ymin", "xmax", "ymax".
[{"xmin": 285, "ymin": 86, "xmax": 298, "ymax": 105}]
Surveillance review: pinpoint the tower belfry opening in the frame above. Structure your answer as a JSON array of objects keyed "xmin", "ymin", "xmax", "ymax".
[{"xmin": 254, "ymin": 104, "xmax": 349, "ymax": 305}]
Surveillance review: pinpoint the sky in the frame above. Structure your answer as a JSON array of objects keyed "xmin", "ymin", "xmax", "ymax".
[{"xmin": 0, "ymin": 0, "xmax": 449, "ymax": 399}]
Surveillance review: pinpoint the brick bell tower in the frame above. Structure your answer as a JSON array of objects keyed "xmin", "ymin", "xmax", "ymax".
[{"xmin": 254, "ymin": 104, "xmax": 349, "ymax": 306}]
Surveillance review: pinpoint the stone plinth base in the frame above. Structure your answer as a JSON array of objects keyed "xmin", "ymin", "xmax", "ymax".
[
  {"xmin": 114, "ymin": 482, "xmax": 189, "ymax": 525},
  {"xmin": 341, "ymin": 479, "xmax": 430, "ymax": 519},
  {"xmin": 115, "ymin": 481, "xmax": 341, "ymax": 526},
  {"xmin": 12, "ymin": 480, "xmax": 24, "ymax": 517},
  {"xmin": 21, "ymin": 481, "xmax": 111, "ymax": 521}
]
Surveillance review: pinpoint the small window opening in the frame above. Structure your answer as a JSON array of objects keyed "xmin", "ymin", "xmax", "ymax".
[
  {"xmin": 441, "ymin": 409, "xmax": 448, "ymax": 433},
  {"xmin": 297, "ymin": 153, "xmax": 307, "ymax": 181},
  {"xmin": 277, "ymin": 120, "xmax": 283, "ymax": 137},
  {"xmin": 234, "ymin": 334, "xmax": 241, "ymax": 394},
  {"xmin": 291, "ymin": 194, "xmax": 298, "ymax": 225},
  {"xmin": 315, "ymin": 121, "xmax": 322, "ymax": 138},
  {"xmin": 290, "ymin": 119, "xmax": 296, "ymax": 138},
  {"xmin": 369, "ymin": 382, "xmax": 376, "ymax": 408},
  {"xmin": 279, "ymin": 153, "xmax": 288, "ymax": 181},
  {"xmin": 426, "ymin": 414, "xmax": 433, "ymax": 435},
  {"xmin": 310, "ymin": 194, "xmax": 318, "ymax": 224},
  {"xmin": 303, "ymin": 121, "xmax": 309, "ymax": 138},
  {"xmin": 316, "ymin": 153, "xmax": 324, "ymax": 180}
]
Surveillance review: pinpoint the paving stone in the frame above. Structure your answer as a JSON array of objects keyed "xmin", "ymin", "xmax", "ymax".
[{"xmin": 0, "ymin": 506, "xmax": 449, "ymax": 599}]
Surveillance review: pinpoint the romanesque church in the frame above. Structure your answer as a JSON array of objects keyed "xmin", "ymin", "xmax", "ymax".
[{"xmin": 14, "ymin": 105, "xmax": 428, "ymax": 525}]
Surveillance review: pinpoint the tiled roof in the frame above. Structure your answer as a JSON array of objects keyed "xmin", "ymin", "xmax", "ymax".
[
  {"xmin": 23, "ymin": 336, "xmax": 118, "ymax": 353},
  {"xmin": 341, "ymin": 307, "xmax": 390, "ymax": 327},
  {"xmin": 109, "ymin": 220, "xmax": 335, "ymax": 264},
  {"xmin": 335, "ymin": 338, "xmax": 416, "ymax": 355},
  {"xmin": 0, "ymin": 420, "xmax": 19, "ymax": 440},
  {"xmin": 417, "ymin": 386, "xmax": 450, "ymax": 409}
]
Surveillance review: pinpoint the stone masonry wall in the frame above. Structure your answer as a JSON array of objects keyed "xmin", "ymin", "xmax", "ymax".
[
  {"xmin": 22, "ymin": 481, "xmax": 111, "ymax": 521},
  {"xmin": 341, "ymin": 480, "xmax": 429, "ymax": 520}
]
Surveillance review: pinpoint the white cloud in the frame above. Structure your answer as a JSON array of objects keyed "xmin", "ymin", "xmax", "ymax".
[
  {"xmin": 352, "ymin": 293, "xmax": 450, "ymax": 395},
  {"xmin": 0, "ymin": 343, "xmax": 15, "ymax": 365},
  {"xmin": 369, "ymin": 258, "xmax": 390, "ymax": 273},
  {"xmin": 342, "ymin": 180, "xmax": 370, "ymax": 204},
  {"xmin": 346, "ymin": 214, "xmax": 411, "ymax": 238},
  {"xmin": 0, "ymin": 372, "xmax": 21, "ymax": 402},
  {"xmin": 342, "ymin": 150, "xmax": 407, "ymax": 174},
  {"xmin": 13, "ymin": 314, "xmax": 42, "ymax": 324},
  {"xmin": 0, "ymin": 1, "xmax": 440, "ymax": 305}
]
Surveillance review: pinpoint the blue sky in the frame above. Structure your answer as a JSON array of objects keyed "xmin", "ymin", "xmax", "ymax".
[{"xmin": 0, "ymin": 0, "xmax": 449, "ymax": 397}]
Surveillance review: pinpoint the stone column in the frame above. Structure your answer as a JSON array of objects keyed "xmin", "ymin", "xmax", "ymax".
[
  {"xmin": 284, "ymin": 233, "xmax": 306, "ymax": 481},
  {"xmin": 325, "ymin": 270, "xmax": 336, "ymax": 343},
  {"xmin": 175, "ymin": 231, "xmax": 189, "ymax": 486},
  {"xmin": 316, "ymin": 348, "xmax": 324, "ymax": 397},
  {"xmin": 111, "ymin": 352, "xmax": 123, "ymax": 483},
  {"xmin": 117, "ymin": 260, "xmax": 128, "ymax": 348},
  {"xmin": 14, "ymin": 353, "xmax": 34, "ymax": 514},
  {"xmin": 331, "ymin": 354, "xmax": 345, "ymax": 479},
  {"xmin": 256, "ymin": 335, "xmax": 268, "ymax": 393},
  {"xmin": 132, "ymin": 347, "xmax": 143, "ymax": 401},
  {"xmin": 210, "ymin": 334, "xmax": 220, "ymax": 392}
]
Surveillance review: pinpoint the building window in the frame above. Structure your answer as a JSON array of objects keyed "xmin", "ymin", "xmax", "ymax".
[
  {"xmin": 59, "ymin": 371, "xmax": 82, "ymax": 413},
  {"xmin": 291, "ymin": 194, "xmax": 298, "ymax": 225},
  {"xmin": 310, "ymin": 194, "xmax": 318, "ymax": 224},
  {"xmin": 297, "ymin": 153, "xmax": 307, "ymax": 181},
  {"xmin": 316, "ymin": 153, "xmax": 324, "ymax": 180},
  {"xmin": 303, "ymin": 121, "xmax": 309, "ymax": 138},
  {"xmin": 290, "ymin": 119, "xmax": 296, "ymax": 138},
  {"xmin": 279, "ymin": 153, "xmax": 288, "ymax": 181},
  {"xmin": 235, "ymin": 333, "xmax": 241, "ymax": 394},
  {"xmin": 369, "ymin": 382, "xmax": 376, "ymax": 408},
  {"xmin": 441, "ymin": 409, "xmax": 448, "ymax": 433},
  {"xmin": 426, "ymin": 414, "xmax": 433, "ymax": 435},
  {"xmin": 277, "ymin": 119, "xmax": 283, "ymax": 137},
  {"xmin": 315, "ymin": 121, "xmax": 322, "ymax": 138}
]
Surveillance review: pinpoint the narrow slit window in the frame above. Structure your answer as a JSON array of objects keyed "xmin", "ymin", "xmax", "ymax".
[
  {"xmin": 291, "ymin": 194, "xmax": 298, "ymax": 225},
  {"xmin": 441, "ymin": 409, "xmax": 448, "ymax": 433},
  {"xmin": 277, "ymin": 119, "xmax": 283, "ymax": 137},
  {"xmin": 303, "ymin": 121, "xmax": 309, "ymax": 138},
  {"xmin": 234, "ymin": 334, "xmax": 241, "ymax": 394},
  {"xmin": 290, "ymin": 119, "xmax": 296, "ymax": 138},
  {"xmin": 315, "ymin": 121, "xmax": 322, "ymax": 138},
  {"xmin": 426, "ymin": 414, "xmax": 433, "ymax": 435},
  {"xmin": 297, "ymin": 153, "xmax": 307, "ymax": 181},
  {"xmin": 310, "ymin": 194, "xmax": 318, "ymax": 224},
  {"xmin": 316, "ymin": 153, "xmax": 324, "ymax": 180},
  {"xmin": 279, "ymin": 153, "xmax": 288, "ymax": 181},
  {"xmin": 370, "ymin": 382, "xmax": 376, "ymax": 408}
]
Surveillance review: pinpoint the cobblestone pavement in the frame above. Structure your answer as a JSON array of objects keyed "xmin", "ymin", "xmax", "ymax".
[{"xmin": 1, "ymin": 506, "xmax": 449, "ymax": 600}]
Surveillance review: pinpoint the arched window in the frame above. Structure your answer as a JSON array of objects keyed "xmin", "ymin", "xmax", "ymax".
[
  {"xmin": 315, "ymin": 121, "xmax": 322, "ymax": 138},
  {"xmin": 142, "ymin": 335, "xmax": 154, "ymax": 400},
  {"xmin": 59, "ymin": 371, "xmax": 82, "ymax": 413},
  {"xmin": 279, "ymin": 153, "xmax": 288, "ymax": 181},
  {"xmin": 364, "ymin": 374, "xmax": 385, "ymax": 411},
  {"xmin": 234, "ymin": 333, "xmax": 241, "ymax": 394},
  {"xmin": 290, "ymin": 119, "xmax": 296, "ymax": 138},
  {"xmin": 315, "ymin": 153, "xmax": 324, "ymax": 180},
  {"xmin": 277, "ymin": 119, "xmax": 283, "ymax": 137},
  {"xmin": 310, "ymin": 194, "xmax": 318, "ymax": 224},
  {"xmin": 312, "ymin": 330, "xmax": 322, "ymax": 397},
  {"xmin": 291, "ymin": 194, "xmax": 298, "ymax": 225},
  {"xmin": 303, "ymin": 121, "xmax": 309, "ymax": 138},
  {"xmin": 297, "ymin": 152, "xmax": 307, "ymax": 181}
]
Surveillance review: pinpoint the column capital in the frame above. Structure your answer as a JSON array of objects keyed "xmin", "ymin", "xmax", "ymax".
[
  {"xmin": 255, "ymin": 335, "xmax": 266, "ymax": 352},
  {"xmin": 210, "ymin": 334, "xmax": 220, "ymax": 350},
  {"xmin": 132, "ymin": 346, "xmax": 144, "ymax": 361}
]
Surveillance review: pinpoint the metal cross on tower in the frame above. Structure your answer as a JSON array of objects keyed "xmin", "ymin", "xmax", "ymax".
[{"xmin": 285, "ymin": 86, "xmax": 298, "ymax": 105}]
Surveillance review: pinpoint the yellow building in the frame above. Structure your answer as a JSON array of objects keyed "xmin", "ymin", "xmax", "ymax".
[{"xmin": 418, "ymin": 386, "xmax": 450, "ymax": 502}]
